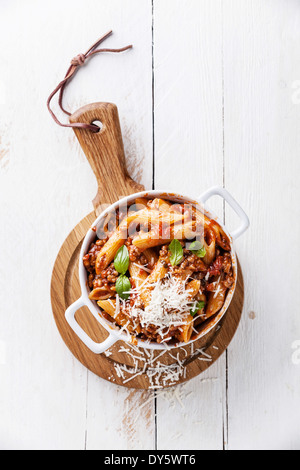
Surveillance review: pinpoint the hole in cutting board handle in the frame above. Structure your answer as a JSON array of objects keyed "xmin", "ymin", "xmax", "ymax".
[{"xmin": 91, "ymin": 120, "xmax": 103, "ymax": 133}]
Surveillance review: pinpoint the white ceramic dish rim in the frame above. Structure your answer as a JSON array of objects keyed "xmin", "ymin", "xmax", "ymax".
[{"xmin": 65, "ymin": 186, "xmax": 249, "ymax": 354}]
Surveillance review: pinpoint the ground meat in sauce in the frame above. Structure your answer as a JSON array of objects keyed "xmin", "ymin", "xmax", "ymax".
[
  {"xmin": 85, "ymin": 236, "xmax": 233, "ymax": 297},
  {"xmin": 83, "ymin": 238, "xmax": 108, "ymax": 274},
  {"xmin": 160, "ymin": 244, "xmax": 207, "ymax": 276},
  {"xmin": 176, "ymin": 252, "xmax": 207, "ymax": 273},
  {"xmin": 83, "ymin": 201, "xmax": 234, "ymax": 343},
  {"xmin": 85, "ymin": 236, "xmax": 152, "ymax": 291},
  {"xmin": 125, "ymin": 237, "xmax": 148, "ymax": 265}
]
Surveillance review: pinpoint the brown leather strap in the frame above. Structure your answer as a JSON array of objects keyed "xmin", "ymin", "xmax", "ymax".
[{"xmin": 47, "ymin": 31, "xmax": 132, "ymax": 133}]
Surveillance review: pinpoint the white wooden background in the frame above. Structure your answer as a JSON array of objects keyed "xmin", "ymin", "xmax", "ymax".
[{"xmin": 0, "ymin": 0, "xmax": 300, "ymax": 450}]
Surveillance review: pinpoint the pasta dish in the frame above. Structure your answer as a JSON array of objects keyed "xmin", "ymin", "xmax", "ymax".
[{"xmin": 83, "ymin": 196, "xmax": 235, "ymax": 346}]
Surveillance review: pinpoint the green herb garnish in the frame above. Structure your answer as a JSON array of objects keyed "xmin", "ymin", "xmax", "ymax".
[
  {"xmin": 169, "ymin": 239, "xmax": 184, "ymax": 266},
  {"xmin": 114, "ymin": 246, "xmax": 131, "ymax": 300},
  {"xmin": 190, "ymin": 301, "xmax": 206, "ymax": 317},
  {"xmin": 188, "ymin": 240, "xmax": 206, "ymax": 258},
  {"xmin": 114, "ymin": 245, "xmax": 130, "ymax": 275},
  {"xmin": 115, "ymin": 274, "xmax": 131, "ymax": 300}
]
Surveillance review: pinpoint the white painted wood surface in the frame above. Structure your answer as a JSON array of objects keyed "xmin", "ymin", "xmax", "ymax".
[{"xmin": 0, "ymin": 0, "xmax": 299, "ymax": 450}]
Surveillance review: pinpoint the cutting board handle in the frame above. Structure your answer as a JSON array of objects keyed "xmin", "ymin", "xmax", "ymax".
[{"xmin": 70, "ymin": 102, "xmax": 143, "ymax": 214}]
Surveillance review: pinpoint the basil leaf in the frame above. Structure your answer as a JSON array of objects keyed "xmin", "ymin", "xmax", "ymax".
[
  {"xmin": 169, "ymin": 239, "xmax": 183, "ymax": 266},
  {"xmin": 189, "ymin": 240, "xmax": 202, "ymax": 251},
  {"xmin": 189, "ymin": 240, "xmax": 206, "ymax": 258},
  {"xmin": 190, "ymin": 301, "xmax": 206, "ymax": 317},
  {"xmin": 114, "ymin": 245, "xmax": 130, "ymax": 274},
  {"xmin": 115, "ymin": 274, "xmax": 131, "ymax": 300}
]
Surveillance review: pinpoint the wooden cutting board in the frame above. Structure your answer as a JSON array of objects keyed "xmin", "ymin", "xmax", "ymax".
[{"xmin": 50, "ymin": 102, "xmax": 244, "ymax": 389}]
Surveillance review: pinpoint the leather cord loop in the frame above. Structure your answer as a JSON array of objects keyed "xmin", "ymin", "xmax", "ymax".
[{"xmin": 47, "ymin": 31, "xmax": 132, "ymax": 132}]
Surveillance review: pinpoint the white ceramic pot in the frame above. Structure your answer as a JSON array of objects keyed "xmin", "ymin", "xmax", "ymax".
[{"xmin": 65, "ymin": 186, "xmax": 249, "ymax": 354}]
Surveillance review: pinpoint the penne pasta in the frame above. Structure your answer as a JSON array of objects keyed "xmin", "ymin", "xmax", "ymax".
[
  {"xmin": 175, "ymin": 315, "xmax": 194, "ymax": 343},
  {"xmin": 89, "ymin": 287, "xmax": 114, "ymax": 301},
  {"xmin": 139, "ymin": 256, "xmax": 168, "ymax": 307},
  {"xmin": 147, "ymin": 257, "xmax": 168, "ymax": 284},
  {"xmin": 132, "ymin": 221, "xmax": 200, "ymax": 251},
  {"xmin": 203, "ymin": 237, "xmax": 216, "ymax": 266},
  {"xmin": 132, "ymin": 234, "xmax": 170, "ymax": 251},
  {"xmin": 186, "ymin": 279, "xmax": 201, "ymax": 298},
  {"xmin": 128, "ymin": 261, "xmax": 148, "ymax": 287},
  {"xmin": 97, "ymin": 299, "xmax": 116, "ymax": 317},
  {"xmin": 204, "ymin": 284, "xmax": 227, "ymax": 319},
  {"xmin": 83, "ymin": 195, "xmax": 234, "ymax": 346},
  {"xmin": 209, "ymin": 220, "xmax": 231, "ymax": 251},
  {"xmin": 95, "ymin": 226, "xmax": 127, "ymax": 274},
  {"xmin": 134, "ymin": 197, "xmax": 149, "ymax": 207},
  {"xmin": 149, "ymin": 198, "xmax": 172, "ymax": 211},
  {"xmin": 98, "ymin": 299, "xmax": 141, "ymax": 335},
  {"xmin": 126, "ymin": 208, "xmax": 185, "ymax": 227},
  {"xmin": 143, "ymin": 248, "xmax": 159, "ymax": 266}
]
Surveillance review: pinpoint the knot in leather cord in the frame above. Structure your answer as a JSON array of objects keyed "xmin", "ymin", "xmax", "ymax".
[
  {"xmin": 71, "ymin": 53, "xmax": 86, "ymax": 67},
  {"xmin": 47, "ymin": 31, "xmax": 133, "ymax": 132}
]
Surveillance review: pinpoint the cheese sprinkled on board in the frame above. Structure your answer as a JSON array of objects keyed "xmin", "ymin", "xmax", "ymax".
[{"xmin": 108, "ymin": 344, "xmax": 213, "ymax": 389}]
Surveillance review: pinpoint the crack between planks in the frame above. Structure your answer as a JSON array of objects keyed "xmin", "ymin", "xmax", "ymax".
[
  {"xmin": 152, "ymin": 0, "xmax": 158, "ymax": 452},
  {"xmin": 221, "ymin": 0, "xmax": 229, "ymax": 451},
  {"xmin": 84, "ymin": 368, "xmax": 89, "ymax": 450},
  {"xmin": 152, "ymin": 0, "xmax": 155, "ymax": 193},
  {"xmin": 150, "ymin": 0, "xmax": 229, "ymax": 451}
]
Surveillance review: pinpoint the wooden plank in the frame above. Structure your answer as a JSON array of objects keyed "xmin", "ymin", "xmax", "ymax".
[
  {"xmin": 153, "ymin": 0, "xmax": 227, "ymax": 450},
  {"xmin": 0, "ymin": 0, "xmax": 154, "ymax": 450},
  {"xmin": 223, "ymin": 0, "xmax": 300, "ymax": 450},
  {"xmin": 1, "ymin": 0, "xmax": 299, "ymax": 451},
  {"xmin": 86, "ymin": 377, "xmax": 155, "ymax": 450}
]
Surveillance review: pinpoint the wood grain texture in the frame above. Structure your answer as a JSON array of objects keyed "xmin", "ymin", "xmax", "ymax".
[
  {"xmin": 51, "ymin": 98, "xmax": 244, "ymax": 390},
  {"xmin": 51, "ymin": 208, "xmax": 244, "ymax": 389},
  {"xmin": 153, "ymin": 0, "xmax": 227, "ymax": 450},
  {"xmin": 0, "ymin": 0, "xmax": 300, "ymax": 451},
  {"xmin": 223, "ymin": 0, "xmax": 300, "ymax": 450},
  {"xmin": 0, "ymin": 0, "xmax": 154, "ymax": 450},
  {"xmin": 70, "ymin": 103, "xmax": 144, "ymax": 213}
]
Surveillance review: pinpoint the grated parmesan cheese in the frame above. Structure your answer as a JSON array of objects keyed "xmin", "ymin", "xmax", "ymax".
[
  {"xmin": 127, "ymin": 275, "xmax": 197, "ymax": 340},
  {"xmin": 112, "ymin": 342, "xmax": 212, "ymax": 390}
]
